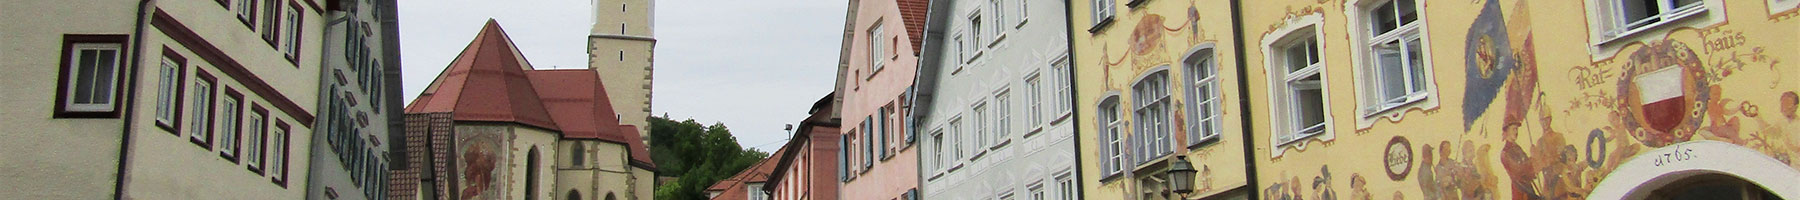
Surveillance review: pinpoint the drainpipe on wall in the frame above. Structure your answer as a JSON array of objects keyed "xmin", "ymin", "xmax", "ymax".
[
  {"xmin": 1058, "ymin": 0, "xmax": 1087, "ymax": 198},
  {"xmin": 1228, "ymin": 0, "xmax": 1261, "ymax": 199},
  {"xmin": 113, "ymin": 0, "xmax": 155, "ymax": 198}
]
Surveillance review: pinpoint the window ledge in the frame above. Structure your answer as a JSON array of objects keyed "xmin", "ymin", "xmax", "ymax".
[
  {"xmin": 1015, "ymin": 18, "xmax": 1029, "ymax": 28},
  {"xmin": 989, "ymin": 33, "xmax": 1007, "ymax": 47},
  {"xmin": 1277, "ymin": 131, "xmax": 1326, "ymax": 147},
  {"xmin": 1131, "ymin": 154, "xmax": 1173, "ymax": 173},
  {"xmin": 866, "ymin": 66, "xmax": 885, "ymax": 80},
  {"xmin": 967, "ymin": 51, "xmax": 985, "ymax": 63},
  {"xmin": 989, "ymin": 139, "xmax": 1012, "ymax": 150},
  {"xmin": 1050, "ymin": 112, "xmax": 1073, "ymax": 125},
  {"xmin": 1023, "ymin": 126, "xmax": 1045, "ymax": 138},
  {"xmin": 948, "ymin": 163, "xmax": 966, "ymax": 172},
  {"xmin": 1087, "ymin": 16, "xmax": 1114, "ymax": 33},
  {"xmin": 1185, "ymin": 135, "xmax": 1220, "ymax": 150},
  {"xmin": 1125, "ymin": 0, "xmax": 1149, "ymax": 8},
  {"xmin": 971, "ymin": 149, "xmax": 990, "ymax": 160},
  {"xmin": 1597, "ymin": 7, "xmax": 1709, "ymax": 47},
  {"xmin": 1099, "ymin": 172, "xmax": 1124, "ymax": 183},
  {"xmin": 928, "ymin": 171, "xmax": 946, "ymax": 181},
  {"xmin": 1360, "ymin": 94, "xmax": 1428, "ymax": 118}
]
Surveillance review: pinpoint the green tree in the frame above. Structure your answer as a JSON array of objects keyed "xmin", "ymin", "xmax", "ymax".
[{"xmin": 649, "ymin": 116, "xmax": 769, "ymax": 200}]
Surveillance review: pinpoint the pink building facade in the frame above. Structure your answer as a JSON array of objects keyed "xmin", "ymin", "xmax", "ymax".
[
  {"xmin": 766, "ymin": 94, "xmax": 843, "ymax": 200},
  {"xmin": 833, "ymin": 0, "xmax": 928, "ymax": 199}
]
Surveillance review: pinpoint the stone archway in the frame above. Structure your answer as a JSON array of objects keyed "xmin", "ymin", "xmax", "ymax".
[{"xmin": 1589, "ymin": 141, "xmax": 1800, "ymax": 199}]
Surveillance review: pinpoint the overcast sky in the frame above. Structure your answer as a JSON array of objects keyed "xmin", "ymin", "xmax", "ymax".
[{"xmin": 397, "ymin": 0, "xmax": 847, "ymax": 152}]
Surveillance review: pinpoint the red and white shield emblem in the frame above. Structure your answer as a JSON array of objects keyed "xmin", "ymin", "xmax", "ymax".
[{"xmin": 1634, "ymin": 67, "xmax": 1687, "ymax": 133}]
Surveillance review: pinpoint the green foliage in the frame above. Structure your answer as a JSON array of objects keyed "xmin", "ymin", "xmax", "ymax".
[{"xmin": 649, "ymin": 116, "xmax": 770, "ymax": 200}]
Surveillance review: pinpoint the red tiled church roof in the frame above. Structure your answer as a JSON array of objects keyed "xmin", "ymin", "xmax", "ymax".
[
  {"xmin": 406, "ymin": 19, "xmax": 654, "ymax": 168},
  {"xmin": 898, "ymin": 0, "xmax": 929, "ymax": 53}
]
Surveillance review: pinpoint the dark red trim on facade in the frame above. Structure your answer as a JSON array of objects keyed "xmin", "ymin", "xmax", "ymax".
[
  {"xmin": 285, "ymin": 0, "xmax": 305, "ymax": 65},
  {"xmin": 191, "ymin": 69, "xmax": 219, "ymax": 150},
  {"xmin": 300, "ymin": 0, "xmax": 321, "ymax": 14},
  {"xmin": 52, "ymin": 34, "xmax": 130, "ymax": 119},
  {"xmin": 158, "ymin": 47, "xmax": 190, "ymax": 134},
  {"xmin": 237, "ymin": 0, "xmax": 257, "ymax": 30},
  {"xmin": 221, "ymin": 88, "xmax": 246, "ymax": 163},
  {"xmin": 249, "ymin": 104, "xmax": 269, "ymax": 175},
  {"xmin": 151, "ymin": 9, "xmax": 316, "ymax": 127}
]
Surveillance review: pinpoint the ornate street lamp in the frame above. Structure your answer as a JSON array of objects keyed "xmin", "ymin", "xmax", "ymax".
[{"xmin": 1167, "ymin": 156, "xmax": 1198, "ymax": 196}]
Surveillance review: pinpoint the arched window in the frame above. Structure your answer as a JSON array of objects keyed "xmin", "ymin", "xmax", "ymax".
[
  {"xmin": 567, "ymin": 190, "xmax": 581, "ymax": 200},
  {"xmin": 526, "ymin": 147, "xmax": 540, "ymax": 200},
  {"xmin": 605, "ymin": 193, "xmax": 617, "ymax": 200},
  {"xmin": 1131, "ymin": 70, "xmax": 1173, "ymax": 165},
  {"xmin": 1183, "ymin": 49, "xmax": 1222, "ymax": 147},
  {"xmin": 1095, "ymin": 96, "xmax": 1124, "ymax": 178},
  {"xmin": 572, "ymin": 143, "xmax": 586, "ymax": 167}
]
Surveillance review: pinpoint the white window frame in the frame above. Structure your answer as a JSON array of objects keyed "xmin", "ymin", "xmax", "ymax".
[
  {"xmin": 1024, "ymin": 73, "xmax": 1043, "ymax": 129},
  {"xmin": 1606, "ymin": 0, "xmax": 1707, "ymax": 40},
  {"xmin": 869, "ymin": 21, "xmax": 886, "ymax": 73},
  {"xmin": 1182, "ymin": 50, "xmax": 1222, "ymax": 147},
  {"xmin": 270, "ymin": 123, "xmax": 287, "ymax": 181},
  {"xmin": 949, "ymin": 117, "xmax": 965, "ymax": 163},
  {"xmin": 993, "ymin": 88, "xmax": 1011, "ymax": 148},
  {"xmin": 1346, "ymin": 0, "xmax": 1436, "ymax": 118},
  {"xmin": 220, "ymin": 95, "xmax": 241, "ymax": 158},
  {"xmin": 955, "ymin": 34, "xmax": 969, "ymax": 65},
  {"xmin": 967, "ymin": 12, "xmax": 987, "ymax": 59},
  {"xmin": 1051, "ymin": 55, "xmax": 1073, "ymax": 121},
  {"xmin": 988, "ymin": 0, "xmax": 1007, "ymax": 45},
  {"xmin": 237, "ymin": 0, "xmax": 257, "ymax": 24},
  {"xmin": 63, "ymin": 43, "xmax": 124, "ymax": 112},
  {"xmin": 998, "ymin": 191, "xmax": 1015, "ymax": 200},
  {"xmin": 1130, "ymin": 70, "xmax": 1172, "ymax": 165},
  {"xmin": 747, "ymin": 183, "xmax": 767, "ymax": 200},
  {"xmin": 1089, "ymin": 0, "xmax": 1115, "ymax": 28},
  {"xmin": 155, "ymin": 56, "xmax": 183, "ymax": 125},
  {"xmin": 1056, "ymin": 171, "xmax": 1075, "ymax": 200},
  {"xmin": 1028, "ymin": 182, "xmax": 1045, "ymax": 200},
  {"xmin": 1772, "ymin": 0, "xmax": 1800, "ymax": 14},
  {"xmin": 931, "ymin": 129, "xmax": 945, "ymax": 172},
  {"xmin": 246, "ymin": 110, "xmax": 266, "ymax": 169},
  {"xmin": 283, "ymin": 4, "xmax": 301, "ymax": 59},
  {"xmin": 1259, "ymin": 14, "xmax": 1334, "ymax": 155},
  {"xmin": 971, "ymin": 102, "xmax": 988, "ymax": 154},
  {"xmin": 1015, "ymin": 0, "xmax": 1030, "ymax": 27},
  {"xmin": 188, "ymin": 78, "xmax": 214, "ymax": 143}
]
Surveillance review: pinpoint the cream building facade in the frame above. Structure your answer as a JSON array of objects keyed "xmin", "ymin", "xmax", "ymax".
[{"xmin": 1, "ymin": 0, "xmax": 333, "ymax": 198}]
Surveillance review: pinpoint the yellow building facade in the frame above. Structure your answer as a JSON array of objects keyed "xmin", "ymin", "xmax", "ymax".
[{"xmin": 1072, "ymin": 0, "xmax": 1800, "ymax": 199}]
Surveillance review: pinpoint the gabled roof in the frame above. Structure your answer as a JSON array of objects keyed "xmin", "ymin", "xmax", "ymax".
[
  {"xmin": 898, "ymin": 0, "xmax": 929, "ymax": 53},
  {"xmin": 706, "ymin": 147, "xmax": 790, "ymax": 200},
  {"xmin": 405, "ymin": 19, "xmax": 558, "ymax": 131},
  {"xmin": 406, "ymin": 19, "xmax": 654, "ymax": 168}
]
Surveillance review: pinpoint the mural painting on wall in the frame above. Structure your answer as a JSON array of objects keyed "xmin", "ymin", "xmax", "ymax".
[
  {"xmin": 455, "ymin": 126, "xmax": 511, "ymax": 200},
  {"xmin": 1460, "ymin": 0, "xmax": 1538, "ymax": 131},
  {"xmin": 1262, "ymin": 166, "xmax": 1338, "ymax": 200},
  {"xmin": 1097, "ymin": 0, "xmax": 1211, "ymax": 88}
]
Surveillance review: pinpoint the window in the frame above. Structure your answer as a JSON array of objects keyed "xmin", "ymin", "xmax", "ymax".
[
  {"xmin": 949, "ymin": 118, "xmax": 964, "ymax": 162},
  {"xmin": 954, "ymin": 34, "xmax": 969, "ymax": 64},
  {"xmin": 247, "ymin": 106, "xmax": 268, "ymax": 173},
  {"xmin": 1096, "ymin": 97, "xmax": 1123, "ymax": 177},
  {"xmin": 1089, "ymin": 0, "xmax": 1115, "ymax": 28},
  {"xmin": 572, "ymin": 143, "xmax": 586, "ymax": 167},
  {"xmin": 261, "ymin": 0, "xmax": 279, "ymax": 46},
  {"xmin": 840, "ymin": 132, "xmax": 851, "ymax": 181},
  {"xmin": 1024, "ymin": 74, "xmax": 1043, "ymax": 127},
  {"xmin": 155, "ymin": 51, "xmax": 188, "ymax": 129},
  {"xmin": 863, "ymin": 120, "xmax": 874, "ymax": 168},
  {"xmin": 1357, "ymin": 0, "xmax": 1429, "ymax": 113},
  {"xmin": 1608, "ymin": 0, "xmax": 1705, "ymax": 38},
  {"xmin": 747, "ymin": 183, "xmax": 767, "ymax": 200},
  {"xmin": 189, "ymin": 71, "xmax": 218, "ymax": 149},
  {"xmin": 618, "ymin": 50, "xmax": 625, "ymax": 61},
  {"xmin": 1028, "ymin": 182, "xmax": 1045, "ymax": 200},
  {"xmin": 237, "ymin": 0, "xmax": 257, "ymax": 27},
  {"xmin": 58, "ymin": 40, "xmax": 125, "ymax": 114},
  {"xmin": 1056, "ymin": 172, "xmax": 1075, "ymax": 200},
  {"xmin": 1015, "ymin": 0, "xmax": 1029, "ymax": 27},
  {"xmin": 1132, "ymin": 71, "xmax": 1172, "ymax": 164},
  {"xmin": 993, "ymin": 89, "xmax": 1011, "ymax": 146},
  {"xmin": 272, "ymin": 121, "xmax": 291, "ymax": 186},
  {"xmin": 931, "ymin": 130, "xmax": 945, "ymax": 172},
  {"xmin": 971, "ymin": 102, "xmax": 988, "ymax": 152},
  {"xmin": 874, "ymin": 114, "xmax": 887, "ymax": 160},
  {"xmin": 1269, "ymin": 27, "xmax": 1327, "ymax": 145},
  {"xmin": 621, "ymin": 23, "xmax": 627, "ymax": 34},
  {"xmin": 999, "ymin": 192, "xmax": 1015, "ymax": 200},
  {"xmin": 969, "ymin": 13, "xmax": 986, "ymax": 52},
  {"xmin": 869, "ymin": 22, "xmax": 886, "ymax": 73},
  {"xmin": 1052, "ymin": 56, "xmax": 1073, "ymax": 119},
  {"xmin": 220, "ymin": 90, "xmax": 244, "ymax": 161},
  {"xmin": 1183, "ymin": 51, "xmax": 1221, "ymax": 147},
  {"xmin": 990, "ymin": 0, "xmax": 1006, "ymax": 39},
  {"xmin": 283, "ymin": 2, "xmax": 302, "ymax": 60}
]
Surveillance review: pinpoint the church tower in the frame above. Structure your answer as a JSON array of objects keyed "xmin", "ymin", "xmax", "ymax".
[{"xmin": 589, "ymin": 0, "xmax": 654, "ymax": 137}]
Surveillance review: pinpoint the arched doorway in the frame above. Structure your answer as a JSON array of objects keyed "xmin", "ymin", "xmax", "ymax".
[
  {"xmin": 527, "ymin": 147, "xmax": 540, "ymax": 200},
  {"xmin": 1589, "ymin": 141, "xmax": 1800, "ymax": 199},
  {"xmin": 568, "ymin": 190, "xmax": 581, "ymax": 200},
  {"xmin": 605, "ymin": 192, "xmax": 617, "ymax": 200},
  {"xmin": 1636, "ymin": 174, "xmax": 1781, "ymax": 200}
]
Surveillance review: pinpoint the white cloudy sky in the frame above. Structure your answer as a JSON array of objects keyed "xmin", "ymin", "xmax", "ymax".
[{"xmin": 397, "ymin": 0, "xmax": 847, "ymax": 152}]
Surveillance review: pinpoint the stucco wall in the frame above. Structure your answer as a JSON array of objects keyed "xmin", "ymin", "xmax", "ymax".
[
  {"xmin": 1067, "ymin": 0, "xmax": 1253, "ymax": 199},
  {"xmin": 0, "ymin": 0, "xmax": 139, "ymax": 198},
  {"xmin": 838, "ymin": 0, "xmax": 923, "ymax": 199},
  {"xmin": 587, "ymin": 37, "xmax": 654, "ymax": 139}
]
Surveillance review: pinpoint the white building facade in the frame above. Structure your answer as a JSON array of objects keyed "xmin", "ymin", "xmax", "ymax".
[{"xmin": 911, "ymin": 0, "xmax": 1079, "ymax": 199}]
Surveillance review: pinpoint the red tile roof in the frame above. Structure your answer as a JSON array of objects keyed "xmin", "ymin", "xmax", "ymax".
[
  {"xmin": 898, "ymin": 0, "xmax": 930, "ymax": 53},
  {"xmin": 406, "ymin": 19, "xmax": 654, "ymax": 168},
  {"xmin": 707, "ymin": 147, "xmax": 789, "ymax": 200},
  {"xmin": 405, "ymin": 19, "xmax": 559, "ymax": 131}
]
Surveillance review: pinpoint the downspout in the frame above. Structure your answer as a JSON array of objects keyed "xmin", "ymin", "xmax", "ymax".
[
  {"xmin": 113, "ymin": 0, "xmax": 154, "ymax": 198},
  {"xmin": 1228, "ymin": 0, "xmax": 1260, "ymax": 198},
  {"xmin": 308, "ymin": 9, "xmax": 354, "ymax": 200},
  {"xmin": 1058, "ymin": 0, "xmax": 1086, "ymax": 199}
]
